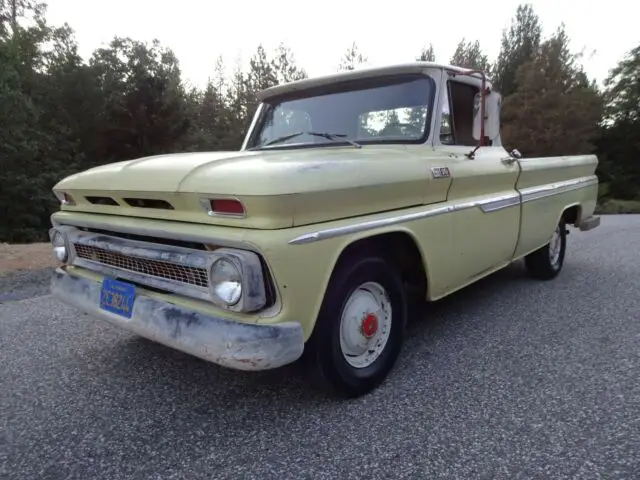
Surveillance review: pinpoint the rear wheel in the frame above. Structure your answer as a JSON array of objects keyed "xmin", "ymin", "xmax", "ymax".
[
  {"xmin": 306, "ymin": 252, "xmax": 407, "ymax": 398},
  {"xmin": 524, "ymin": 219, "xmax": 567, "ymax": 280}
]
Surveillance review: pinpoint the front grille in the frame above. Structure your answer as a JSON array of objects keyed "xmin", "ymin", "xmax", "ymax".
[{"xmin": 73, "ymin": 244, "xmax": 209, "ymax": 288}]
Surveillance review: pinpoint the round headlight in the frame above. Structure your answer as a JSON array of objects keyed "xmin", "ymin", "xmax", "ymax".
[
  {"xmin": 209, "ymin": 258, "xmax": 242, "ymax": 306},
  {"xmin": 50, "ymin": 229, "xmax": 68, "ymax": 263}
]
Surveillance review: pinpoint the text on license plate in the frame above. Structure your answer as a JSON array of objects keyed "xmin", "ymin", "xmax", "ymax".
[{"xmin": 100, "ymin": 278, "xmax": 136, "ymax": 319}]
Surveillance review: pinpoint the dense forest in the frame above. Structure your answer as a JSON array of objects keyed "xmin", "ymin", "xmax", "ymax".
[{"xmin": 1, "ymin": 1, "xmax": 639, "ymax": 243}]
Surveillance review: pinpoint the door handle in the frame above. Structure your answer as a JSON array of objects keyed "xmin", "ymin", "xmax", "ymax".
[{"xmin": 501, "ymin": 156, "xmax": 516, "ymax": 165}]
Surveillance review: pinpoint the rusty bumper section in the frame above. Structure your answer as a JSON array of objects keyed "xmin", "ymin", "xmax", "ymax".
[{"xmin": 50, "ymin": 268, "xmax": 304, "ymax": 370}]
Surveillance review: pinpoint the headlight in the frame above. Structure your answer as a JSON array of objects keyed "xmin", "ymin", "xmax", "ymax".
[
  {"xmin": 209, "ymin": 258, "xmax": 242, "ymax": 306},
  {"xmin": 49, "ymin": 228, "xmax": 68, "ymax": 263},
  {"xmin": 206, "ymin": 248, "xmax": 268, "ymax": 312}
]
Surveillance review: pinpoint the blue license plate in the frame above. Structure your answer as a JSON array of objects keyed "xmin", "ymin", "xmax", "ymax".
[{"xmin": 100, "ymin": 278, "xmax": 136, "ymax": 319}]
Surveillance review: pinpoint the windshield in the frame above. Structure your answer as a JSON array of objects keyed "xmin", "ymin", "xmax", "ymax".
[{"xmin": 246, "ymin": 74, "xmax": 435, "ymax": 150}]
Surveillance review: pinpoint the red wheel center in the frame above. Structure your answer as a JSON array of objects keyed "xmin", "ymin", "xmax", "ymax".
[{"xmin": 361, "ymin": 313, "xmax": 378, "ymax": 338}]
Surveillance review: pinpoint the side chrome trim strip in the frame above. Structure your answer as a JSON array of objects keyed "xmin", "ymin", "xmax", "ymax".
[
  {"xmin": 289, "ymin": 205, "xmax": 453, "ymax": 245},
  {"xmin": 453, "ymin": 192, "xmax": 522, "ymax": 214},
  {"xmin": 520, "ymin": 175, "xmax": 598, "ymax": 203},
  {"xmin": 288, "ymin": 175, "xmax": 598, "ymax": 245},
  {"xmin": 479, "ymin": 194, "xmax": 522, "ymax": 213}
]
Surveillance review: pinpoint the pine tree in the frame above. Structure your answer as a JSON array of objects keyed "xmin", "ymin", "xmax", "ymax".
[
  {"xmin": 450, "ymin": 38, "xmax": 491, "ymax": 73},
  {"xmin": 501, "ymin": 24, "xmax": 603, "ymax": 157},
  {"xmin": 595, "ymin": 44, "xmax": 640, "ymax": 200},
  {"xmin": 270, "ymin": 43, "xmax": 308, "ymax": 84},
  {"xmin": 603, "ymin": 44, "xmax": 640, "ymax": 123},
  {"xmin": 338, "ymin": 42, "xmax": 367, "ymax": 71},
  {"xmin": 492, "ymin": 3, "xmax": 542, "ymax": 95},
  {"xmin": 416, "ymin": 44, "xmax": 436, "ymax": 62}
]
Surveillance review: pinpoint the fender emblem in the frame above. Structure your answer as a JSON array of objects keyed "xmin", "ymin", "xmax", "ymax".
[{"xmin": 431, "ymin": 166, "xmax": 451, "ymax": 179}]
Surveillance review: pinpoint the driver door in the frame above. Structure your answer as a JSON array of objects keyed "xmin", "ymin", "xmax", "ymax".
[{"xmin": 437, "ymin": 76, "xmax": 521, "ymax": 287}]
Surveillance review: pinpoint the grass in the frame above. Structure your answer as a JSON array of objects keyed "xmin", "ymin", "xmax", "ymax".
[{"xmin": 596, "ymin": 199, "xmax": 640, "ymax": 214}]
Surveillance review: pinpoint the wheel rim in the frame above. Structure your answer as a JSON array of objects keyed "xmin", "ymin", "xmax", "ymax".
[
  {"xmin": 339, "ymin": 281, "xmax": 393, "ymax": 369},
  {"xmin": 549, "ymin": 225, "xmax": 562, "ymax": 267}
]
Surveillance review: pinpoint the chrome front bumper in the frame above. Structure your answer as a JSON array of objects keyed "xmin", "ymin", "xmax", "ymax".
[{"xmin": 50, "ymin": 268, "xmax": 304, "ymax": 371}]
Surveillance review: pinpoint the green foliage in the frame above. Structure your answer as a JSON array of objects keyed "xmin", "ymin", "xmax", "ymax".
[
  {"xmin": 0, "ymin": 1, "xmax": 638, "ymax": 243},
  {"xmin": 338, "ymin": 42, "xmax": 367, "ymax": 71},
  {"xmin": 594, "ymin": 44, "xmax": 640, "ymax": 202},
  {"xmin": 270, "ymin": 43, "xmax": 308, "ymax": 84},
  {"xmin": 603, "ymin": 44, "xmax": 640, "ymax": 123},
  {"xmin": 596, "ymin": 199, "xmax": 640, "ymax": 215},
  {"xmin": 492, "ymin": 3, "xmax": 542, "ymax": 96},
  {"xmin": 416, "ymin": 44, "xmax": 436, "ymax": 62},
  {"xmin": 0, "ymin": 0, "xmax": 85, "ymax": 242},
  {"xmin": 0, "ymin": 3, "xmax": 311, "ymax": 242},
  {"xmin": 450, "ymin": 39, "xmax": 491, "ymax": 73},
  {"xmin": 501, "ymin": 24, "xmax": 603, "ymax": 157}
]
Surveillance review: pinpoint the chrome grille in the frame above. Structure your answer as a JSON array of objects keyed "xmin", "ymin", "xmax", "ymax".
[{"xmin": 73, "ymin": 244, "xmax": 209, "ymax": 288}]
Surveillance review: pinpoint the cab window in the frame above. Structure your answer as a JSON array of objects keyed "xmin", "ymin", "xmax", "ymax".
[{"xmin": 439, "ymin": 79, "xmax": 481, "ymax": 147}]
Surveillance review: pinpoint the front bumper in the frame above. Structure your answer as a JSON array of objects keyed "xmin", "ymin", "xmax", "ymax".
[{"xmin": 50, "ymin": 268, "xmax": 304, "ymax": 371}]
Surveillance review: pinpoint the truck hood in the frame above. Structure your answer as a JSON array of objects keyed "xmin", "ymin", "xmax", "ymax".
[{"xmin": 53, "ymin": 147, "xmax": 450, "ymax": 229}]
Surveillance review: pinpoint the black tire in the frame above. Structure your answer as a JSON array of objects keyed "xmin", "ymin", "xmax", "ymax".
[
  {"xmin": 305, "ymin": 251, "xmax": 407, "ymax": 398},
  {"xmin": 524, "ymin": 219, "xmax": 567, "ymax": 280}
]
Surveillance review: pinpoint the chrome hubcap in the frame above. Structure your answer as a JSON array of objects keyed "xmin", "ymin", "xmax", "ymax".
[{"xmin": 339, "ymin": 281, "xmax": 392, "ymax": 369}]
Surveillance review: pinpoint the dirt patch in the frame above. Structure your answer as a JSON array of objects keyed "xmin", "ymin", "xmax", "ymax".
[{"xmin": 0, "ymin": 243, "xmax": 57, "ymax": 276}]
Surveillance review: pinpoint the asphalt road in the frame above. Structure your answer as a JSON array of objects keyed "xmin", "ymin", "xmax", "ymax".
[{"xmin": 2, "ymin": 215, "xmax": 639, "ymax": 479}]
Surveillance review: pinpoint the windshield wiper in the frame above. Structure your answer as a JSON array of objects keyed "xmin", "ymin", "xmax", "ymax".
[
  {"xmin": 309, "ymin": 132, "xmax": 362, "ymax": 148},
  {"xmin": 256, "ymin": 131, "xmax": 361, "ymax": 149}
]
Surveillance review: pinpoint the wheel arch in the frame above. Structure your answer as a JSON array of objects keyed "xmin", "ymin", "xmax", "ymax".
[
  {"xmin": 559, "ymin": 203, "xmax": 582, "ymax": 226},
  {"xmin": 332, "ymin": 229, "xmax": 430, "ymax": 295},
  {"xmin": 303, "ymin": 228, "xmax": 431, "ymax": 342},
  {"xmin": 529, "ymin": 203, "xmax": 582, "ymax": 253}
]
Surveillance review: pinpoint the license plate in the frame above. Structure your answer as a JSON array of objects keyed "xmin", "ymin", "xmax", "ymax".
[{"xmin": 100, "ymin": 278, "xmax": 136, "ymax": 319}]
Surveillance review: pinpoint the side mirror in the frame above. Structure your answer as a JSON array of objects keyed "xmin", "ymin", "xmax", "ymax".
[{"xmin": 472, "ymin": 91, "xmax": 501, "ymax": 143}]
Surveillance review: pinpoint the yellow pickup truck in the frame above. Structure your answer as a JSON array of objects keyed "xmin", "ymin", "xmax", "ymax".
[{"xmin": 49, "ymin": 62, "xmax": 601, "ymax": 397}]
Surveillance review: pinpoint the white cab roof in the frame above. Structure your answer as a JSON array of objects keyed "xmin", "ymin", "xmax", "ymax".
[{"xmin": 257, "ymin": 62, "xmax": 492, "ymax": 101}]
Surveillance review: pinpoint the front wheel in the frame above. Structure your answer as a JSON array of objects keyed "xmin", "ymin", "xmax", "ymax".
[
  {"xmin": 524, "ymin": 219, "xmax": 567, "ymax": 280},
  {"xmin": 306, "ymin": 252, "xmax": 407, "ymax": 398}
]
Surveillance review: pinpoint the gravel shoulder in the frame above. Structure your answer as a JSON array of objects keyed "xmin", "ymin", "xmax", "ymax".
[
  {"xmin": 0, "ymin": 242, "xmax": 56, "ymax": 303},
  {"xmin": 0, "ymin": 243, "xmax": 55, "ymax": 303},
  {"xmin": 0, "ymin": 242, "xmax": 56, "ymax": 275}
]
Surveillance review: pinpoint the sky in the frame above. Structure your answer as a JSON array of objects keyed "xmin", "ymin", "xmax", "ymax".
[{"xmin": 46, "ymin": 0, "xmax": 638, "ymax": 89}]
